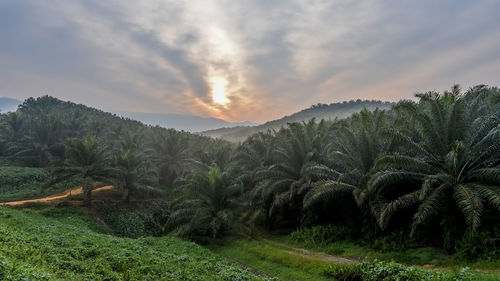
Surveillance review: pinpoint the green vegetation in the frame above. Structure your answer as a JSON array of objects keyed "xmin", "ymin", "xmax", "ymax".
[
  {"xmin": 167, "ymin": 166, "xmax": 241, "ymax": 241},
  {"xmin": 1, "ymin": 86, "xmax": 500, "ymax": 280},
  {"xmin": 211, "ymin": 237, "xmax": 498, "ymax": 281},
  {"xmin": 103, "ymin": 202, "xmax": 170, "ymax": 238},
  {"xmin": 0, "ymin": 166, "xmax": 81, "ymax": 201},
  {"xmin": 0, "ymin": 207, "xmax": 266, "ymax": 281},
  {"xmin": 288, "ymin": 225, "xmax": 500, "ymax": 269},
  {"xmin": 114, "ymin": 147, "xmax": 160, "ymax": 203},
  {"xmin": 48, "ymin": 136, "xmax": 118, "ymax": 206},
  {"xmin": 202, "ymin": 100, "xmax": 393, "ymax": 142},
  {"xmin": 240, "ymin": 86, "xmax": 500, "ymax": 258},
  {"xmin": 210, "ymin": 237, "xmax": 333, "ymax": 281}
]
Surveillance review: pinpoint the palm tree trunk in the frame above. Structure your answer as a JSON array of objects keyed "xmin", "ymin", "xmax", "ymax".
[
  {"xmin": 125, "ymin": 190, "xmax": 131, "ymax": 203},
  {"xmin": 83, "ymin": 177, "xmax": 93, "ymax": 206}
]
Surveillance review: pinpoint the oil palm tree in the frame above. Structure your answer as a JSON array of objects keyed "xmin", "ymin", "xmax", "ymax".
[
  {"xmin": 372, "ymin": 88, "xmax": 500, "ymax": 235},
  {"xmin": 114, "ymin": 148, "xmax": 160, "ymax": 202},
  {"xmin": 47, "ymin": 135, "xmax": 116, "ymax": 206},
  {"xmin": 235, "ymin": 131, "xmax": 276, "ymax": 190},
  {"xmin": 152, "ymin": 130, "xmax": 191, "ymax": 187},
  {"xmin": 6, "ymin": 114, "xmax": 65, "ymax": 166},
  {"xmin": 303, "ymin": 108, "xmax": 390, "ymax": 227},
  {"xmin": 194, "ymin": 139, "xmax": 233, "ymax": 172},
  {"xmin": 252, "ymin": 119, "xmax": 331, "ymax": 224},
  {"xmin": 166, "ymin": 166, "xmax": 241, "ymax": 240}
]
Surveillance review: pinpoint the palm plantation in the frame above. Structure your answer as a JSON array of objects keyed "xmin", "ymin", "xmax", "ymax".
[{"xmin": 1, "ymin": 87, "xmax": 499, "ymax": 280}]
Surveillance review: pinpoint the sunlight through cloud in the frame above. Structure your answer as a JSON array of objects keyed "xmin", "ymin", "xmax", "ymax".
[{"xmin": 210, "ymin": 76, "xmax": 229, "ymax": 106}]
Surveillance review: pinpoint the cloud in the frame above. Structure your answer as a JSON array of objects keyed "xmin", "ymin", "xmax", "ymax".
[{"xmin": 1, "ymin": 0, "xmax": 499, "ymax": 122}]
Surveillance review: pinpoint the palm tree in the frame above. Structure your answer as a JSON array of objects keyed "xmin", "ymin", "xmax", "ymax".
[
  {"xmin": 252, "ymin": 119, "xmax": 331, "ymax": 225},
  {"xmin": 304, "ymin": 108, "xmax": 390, "ymax": 228},
  {"xmin": 194, "ymin": 139, "xmax": 234, "ymax": 172},
  {"xmin": 47, "ymin": 136, "xmax": 116, "ymax": 206},
  {"xmin": 114, "ymin": 148, "xmax": 160, "ymax": 202},
  {"xmin": 0, "ymin": 112, "xmax": 25, "ymax": 159},
  {"xmin": 152, "ymin": 130, "xmax": 191, "ymax": 188},
  {"xmin": 235, "ymin": 132, "xmax": 276, "ymax": 190},
  {"xmin": 9, "ymin": 114, "xmax": 65, "ymax": 166},
  {"xmin": 372, "ymin": 88, "xmax": 500, "ymax": 235},
  {"xmin": 166, "ymin": 166, "xmax": 241, "ymax": 240}
]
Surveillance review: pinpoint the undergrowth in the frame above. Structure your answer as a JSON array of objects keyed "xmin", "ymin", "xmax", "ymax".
[
  {"xmin": 0, "ymin": 166, "xmax": 82, "ymax": 201},
  {"xmin": 0, "ymin": 207, "xmax": 267, "ymax": 281}
]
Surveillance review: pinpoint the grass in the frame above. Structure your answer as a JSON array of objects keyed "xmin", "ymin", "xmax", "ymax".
[
  {"xmin": 283, "ymin": 237, "xmax": 452, "ymax": 265},
  {"xmin": 280, "ymin": 235, "xmax": 500, "ymax": 272},
  {"xmin": 209, "ymin": 237, "xmax": 500, "ymax": 281},
  {"xmin": 0, "ymin": 206, "xmax": 268, "ymax": 281},
  {"xmin": 0, "ymin": 166, "xmax": 81, "ymax": 202},
  {"xmin": 285, "ymin": 225, "xmax": 500, "ymax": 271},
  {"xmin": 208, "ymin": 237, "xmax": 332, "ymax": 281}
]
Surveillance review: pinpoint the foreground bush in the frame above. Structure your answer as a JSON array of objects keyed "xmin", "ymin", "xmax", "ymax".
[
  {"xmin": 327, "ymin": 261, "xmax": 473, "ymax": 281},
  {"xmin": 0, "ymin": 254, "xmax": 52, "ymax": 281},
  {"xmin": 0, "ymin": 207, "xmax": 267, "ymax": 281}
]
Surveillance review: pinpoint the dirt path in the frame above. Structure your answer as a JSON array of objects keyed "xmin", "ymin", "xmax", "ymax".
[
  {"xmin": 283, "ymin": 246, "xmax": 355, "ymax": 264},
  {"xmin": 259, "ymin": 238, "xmax": 356, "ymax": 264},
  {"xmin": 1, "ymin": 186, "xmax": 114, "ymax": 206}
]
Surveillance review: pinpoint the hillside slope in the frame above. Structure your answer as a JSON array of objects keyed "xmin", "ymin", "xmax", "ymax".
[
  {"xmin": 201, "ymin": 100, "xmax": 393, "ymax": 142},
  {"xmin": 0, "ymin": 207, "xmax": 265, "ymax": 281},
  {"xmin": 119, "ymin": 111, "xmax": 256, "ymax": 132}
]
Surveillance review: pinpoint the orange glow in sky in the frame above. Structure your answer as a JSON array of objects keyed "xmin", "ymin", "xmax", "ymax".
[{"xmin": 210, "ymin": 76, "xmax": 230, "ymax": 106}]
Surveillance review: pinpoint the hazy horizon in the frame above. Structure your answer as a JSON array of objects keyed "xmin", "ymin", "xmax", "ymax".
[{"xmin": 1, "ymin": 1, "xmax": 500, "ymax": 122}]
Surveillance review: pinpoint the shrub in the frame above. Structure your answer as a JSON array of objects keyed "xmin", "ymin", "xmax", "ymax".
[
  {"xmin": 104, "ymin": 202, "xmax": 170, "ymax": 238},
  {"xmin": 0, "ymin": 255, "xmax": 52, "ymax": 281},
  {"xmin": 370, "ymin": 230, "xmax": 414, "ymax": 252},
  {"xmin": 326, "ymin": 261, "xmax": 473, "ymax": 281},
  {"xmin": 455, "ymin": 232, "xmax": 500, "ymax": 262},
  {"xmin": 290, "ymin": 225, "xmax": 352, "ymax": 247}
]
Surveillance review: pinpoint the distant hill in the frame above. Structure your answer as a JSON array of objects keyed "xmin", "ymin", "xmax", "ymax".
[
  {"xmin": 0, "ymin": 96, "xmax": 255, "ymax": 132},
  {"xmin": 0, "ymin": 97, "xmax": 22, "ymax": 113},
  {"xmin": 201, "ymin": 100, "xmax": 394, "ymax": 142},
  {"xmin": 118, "ymin": 112, "xmax": 257, "ymax": 133}
]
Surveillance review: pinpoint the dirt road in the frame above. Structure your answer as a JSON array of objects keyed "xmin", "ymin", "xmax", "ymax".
[{"xmin": 1, "ymin": 186, "xmax": 114, "ymax": 206}]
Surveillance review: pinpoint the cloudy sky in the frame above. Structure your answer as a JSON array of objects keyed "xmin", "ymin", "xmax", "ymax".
[{"xmin": 1, "ymin": 1, "xmax": 499, "ymax": 122}]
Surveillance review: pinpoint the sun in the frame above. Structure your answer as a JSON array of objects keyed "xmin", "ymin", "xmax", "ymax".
[{"xmin": 210, "ymin": 76, "xmax": 230, "ymax": 106}]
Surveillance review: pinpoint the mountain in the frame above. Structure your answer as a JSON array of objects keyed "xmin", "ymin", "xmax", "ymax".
[
  {"xmin": 201, "ymin": 100, "xmax": 394, "ymax": 142},
  {"xmin": 0, "ymin": 97, "xmax": 22, "ymax": 113},
  {"xmin": 118, "ymin": 112, "xmax": 257, "ymax": 132}
]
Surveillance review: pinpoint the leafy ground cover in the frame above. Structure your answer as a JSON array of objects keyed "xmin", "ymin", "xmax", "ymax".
[
  {"xmin": 209, "ymin": 237, "xmax": 500, "ymax": 281},
  {"xmin": 0, "ymin": 166, "xmax": 81, "ymax": 202},
  {"xmin": 0, "ymin": 206, "xmax": 267, "ymax": 281},
  {"xmin": 286, "ymin": 226, "xmax": 500, "ymax": 270}
]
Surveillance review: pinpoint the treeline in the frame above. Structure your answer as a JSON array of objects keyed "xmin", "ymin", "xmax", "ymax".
[
  {"xmin": 202, "ymin": 99, "xmax": 393, "ymax": 141},
  {"xmin": 1, "ymin": 85, "xmax": 499, "ymax": 258}
]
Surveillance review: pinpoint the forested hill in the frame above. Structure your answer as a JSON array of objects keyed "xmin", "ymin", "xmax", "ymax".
[
  {"xmin": 0, "ymin": 96, "xmax": 216, "ymax": 172},
  {"xmin": 201, "ymin": 100, "xmax": 394, "ymax": 142}
]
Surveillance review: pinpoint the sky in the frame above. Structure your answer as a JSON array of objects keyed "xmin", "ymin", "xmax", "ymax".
[{"xmin": 1, "ymin": 1, "xmax": 500, "ymax": 123}]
